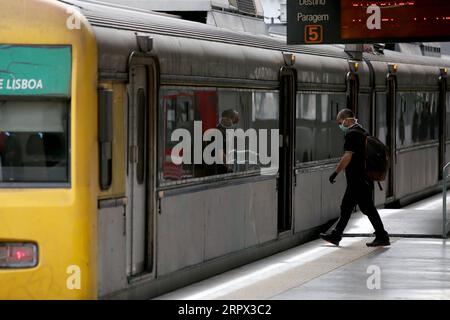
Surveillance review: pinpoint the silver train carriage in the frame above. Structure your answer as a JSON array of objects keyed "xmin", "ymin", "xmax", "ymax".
[{"xmin": 62, "ymin": 0, "xmax": 450, "ymax": 299}]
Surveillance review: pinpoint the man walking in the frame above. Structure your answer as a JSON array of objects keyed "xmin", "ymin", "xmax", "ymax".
[{"xmin": 320, "ymin": 108, "xmax": 390, "ymax": 247}]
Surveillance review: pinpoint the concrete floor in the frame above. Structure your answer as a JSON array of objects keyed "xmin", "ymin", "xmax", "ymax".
[
  {"xmin": 155, "ymin": 193, "xmax": 450, "ymax": 300},
  {"xmin": 272, "ymin": 238, "xmax": 450, "ymax": 300},
  {"xmin": 341, "ymin": 193, "xmax": 450, "ymax": 238}
]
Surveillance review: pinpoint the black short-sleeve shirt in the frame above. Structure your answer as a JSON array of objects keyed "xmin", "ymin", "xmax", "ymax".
[{"xmin": 344, "ymin": 125, "xmax": 368, "ymax": 182}]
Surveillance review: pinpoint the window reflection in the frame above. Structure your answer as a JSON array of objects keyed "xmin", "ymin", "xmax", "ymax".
[
  {"xmin": 376, "ymin": 92, "xmax": 388, "ymax": 145},
  {"xmin": 295, "ymin": 92, "xmax": 347, "ymax": 164},
  {"xmin": 397, "ymin": 92, "xmax": 438, "ymax": 147},
  {"xmin": 158, "ymin": 87, "xmax": 279, "ymax": 183}
]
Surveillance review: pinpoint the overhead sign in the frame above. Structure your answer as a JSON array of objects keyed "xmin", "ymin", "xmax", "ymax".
[
  {"xmin": 287, "ymin": 0, "xmax": 450, "ymax": 45},
  {"xmin": 0, "ymin": 46, "xmax": 71, "ymax": 97}
]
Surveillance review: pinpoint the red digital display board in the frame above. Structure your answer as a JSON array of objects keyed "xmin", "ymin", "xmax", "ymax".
[
  {"xmin": 287, "ymin": 0, "xmax": 450, "ymax": 45},
  {"xmin": 341, "ymin": 0, "xmax": 450, "ymax": 41}
]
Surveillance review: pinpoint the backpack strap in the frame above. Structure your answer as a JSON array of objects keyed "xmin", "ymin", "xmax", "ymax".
[{"xmin": 376, "ymin": 181, "xmax": 382, "ymax": 191}]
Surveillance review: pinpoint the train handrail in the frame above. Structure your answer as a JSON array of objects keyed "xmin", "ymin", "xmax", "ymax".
[{"xmin": 442, "ymin": 162, "xmax": 450, "ymax": 239}]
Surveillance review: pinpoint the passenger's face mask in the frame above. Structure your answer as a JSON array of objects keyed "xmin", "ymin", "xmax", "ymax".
[
  {"xmin": 338, "ymin": 118, "xmax": 356, "ymax": 133},
  {"xmin": 221, "ymin": 118, "xmax": 234, "ymax": 128},
  {"xmin": 339, "ymin": 123, "xmax": 349, "ymax": 133}
]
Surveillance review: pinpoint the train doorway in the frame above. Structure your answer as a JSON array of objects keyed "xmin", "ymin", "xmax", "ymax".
[
  {"xmin": 438, "ymin": 75, "xmax": 447, "ymax": 180},
  {"xmin": 126, "ymin": 56, "xmax": 156, "ymax": 278},
  {"xmin": 278, "ymin": 66, "xmax": 296, "ymax": 233},
  {"xmin": 386, "ymin": 74, "xmax": 397, "ymax": 202}
]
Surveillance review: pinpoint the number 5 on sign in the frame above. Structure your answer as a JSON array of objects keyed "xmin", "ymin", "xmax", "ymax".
[{"xmin": 305, "ymin": 25, "xmax": 323, "ymax": 44}]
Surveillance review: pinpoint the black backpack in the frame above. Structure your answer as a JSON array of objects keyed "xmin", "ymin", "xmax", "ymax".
[
  {"xmin": 349, "ymin": 126, "xmax": 390, "ymax": 184},
  {"xmin": 365, "ymin": 135, "xmax": 390, "ymax": 182}
]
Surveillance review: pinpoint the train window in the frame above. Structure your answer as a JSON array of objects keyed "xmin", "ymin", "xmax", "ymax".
[
  {"xmin": 396, "ymin": 92, "xmax": 439, "ymax": 148},
  {"xmin": 158, "ymin": 87, "xmax": 279, "ymax": 184},
  {"xmin": 358, "ymin": 94, "xmax": 371, "ymax": 131},
  {"xmin": 251, "ymin": 91, "xmax": 279, "ymax": 172},
  {"xmin": 161, "ymin": 90, "xmax": 196, "ymax": 180},
  {"xmin": 0, "ymin": 100, "xmax": 69, "ymax": 184},
  {"xmin": 295, "ymin": 92, "xmax": 347, "ymax": 164},
  {"xmin": 446, "ymin": 93, "xmax": 450, "ymax": 141},
  {"xmin": 136, "ymin": 89, "xmax": 147, "ymax": 185},
  {"xmin": 375, "ymin": 92, "xmax": 388, "ymax": 145}
]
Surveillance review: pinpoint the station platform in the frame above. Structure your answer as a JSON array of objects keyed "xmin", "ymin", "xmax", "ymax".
[
  {"xmin": 344, "ymin": 192, "xmax": 450, "ymax": 238},
  {"xmin": 155, "ymin": 192, "xmax": 450, "ymax": 300}
]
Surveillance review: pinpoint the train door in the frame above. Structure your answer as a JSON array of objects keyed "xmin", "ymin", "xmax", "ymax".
[
  {"xmin": 386, "ymin": 74, "xmax": 397, "ymax": 202},
  {"xmin": 126, "ymin": 56, "xmax": 156, "ymax": 277},
  {"xmin": 438, "ymin": 75, "xmax": 447, "ymax": 180},
  {"xmin": 278, "ymin": 66, "xmax": 296, "ymax": 232}
]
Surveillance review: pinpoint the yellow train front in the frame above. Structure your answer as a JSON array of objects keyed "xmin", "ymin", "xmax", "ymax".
[
  {"xmin": 2, "ymin": 0, "xmax": 449, "ymax": 300},
  {"xmin": 0, "ymin": 0, "xmax": 98, "ymax": 299}
]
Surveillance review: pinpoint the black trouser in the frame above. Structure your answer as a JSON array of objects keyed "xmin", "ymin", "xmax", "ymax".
[{"xmin": 333, "ymin": 179, "xmax": 389, "ymax": 239}]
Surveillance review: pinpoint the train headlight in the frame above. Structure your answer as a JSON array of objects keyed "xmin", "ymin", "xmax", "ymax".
[{"xmin": 0, "ymin": 243, "xmax": 38, "ymax": 268}]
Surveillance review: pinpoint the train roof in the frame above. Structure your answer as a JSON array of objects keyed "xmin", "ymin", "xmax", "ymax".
[
  {"xmin": 60, "ymin": 0, "xmax": 347, "ymax": 58},
  {"xmin": 60, "ymin": 0, "xmax": 449, "ymax": 90}
]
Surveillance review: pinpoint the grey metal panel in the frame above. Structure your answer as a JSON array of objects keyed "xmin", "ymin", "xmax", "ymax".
[
  {"xmin": 98, "ymin": 206, "xmax": 127, "ymax": 297},
  {"xmin": 374, "ymin": 179, "xmax": 387, "ymax": 207},
  {"xmin": 410, "ymin": 150, "xmax": 424, "ymax": 194},
  {"xmin": 321, "ymin": 168, "xmax": 346, "ymax": 221},
  {"xmin": 427, "ymin": 147, "xmax": 439, "ymax": 187},
  {"xmin": 94, "ymin": 27, "xmax": 139, "ymax": 74},
  {"xmin": 395, "ymin": 146, "xmax": 439, "ymax": 199},
  {"xmin": 370, "ymin": 60, "xmax": 388, "ymax": 90},
  {"xmin": 294, "ymin": 53, "xmax": 348, "ymax": 88},
  {"xmin": 294, "ymin": 171, "xmax": 321, "ymax": 232},
  {"xmin": 446, "ymin": 142, "xmax": 450, "ymax": 164},
  {"xmin": 157, "ymin": 178, "xmax": 277, "ymax": 275},
  {"xmin": 366, "ymin": 50, "xmax": 450, "ymax": 69},
  {"xmin": 204, "ymin": 180, "xmax": 277, "ymax": 260},
  {"xmin": 395, "ymin": 64, "xmax": 440, "ymax": 90},
  {"xmin": 294, "ymin": 167, "xmax": 344, "ymax": 233},
  {"xmin": 368, "ymin": 56, "xmax": 450, "ymax": 91},
  {"xmin": 243, "ymin": 179, "xmax": 278, "ymax": 247},
  {"xmin": 153, "ymin": 34, "xmax": 282, "ymax": 81},
  {"xmin": 204, "ymin": 186, "xmax": 246, "ymax": 261},
  {"xmin": 93, "ymin": 26, "xmax": 283, "ymax": 81},
  {"xmin": 366, "ymin": 52, "xmax": 449, "ymax": 90},
  {"xmin": 370, "ymin": 59, "xmax": 440, "ymax": 92},
  {"xmin": 395, "ymin": 152, "xmax": 409, "ymax": 198},
  {"xmin": 356, "ymin": 60, "xmax": 371, "ymax": 90},
  {"xmin": 158, "ymin": 192, "xmax": 206, "ymax": 276}
]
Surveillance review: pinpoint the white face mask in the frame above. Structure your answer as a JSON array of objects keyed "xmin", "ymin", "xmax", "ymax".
[
  {"xmin": 339, "ymin": 123, "xmax": 349, "ymax": 133},
  {"xmin": 221, "ymin": 118, "xmax": 233, "ymax": 128},
  {"xmin": 338, "ymin": 118, "xmax": 357, "ymax": 133}
]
